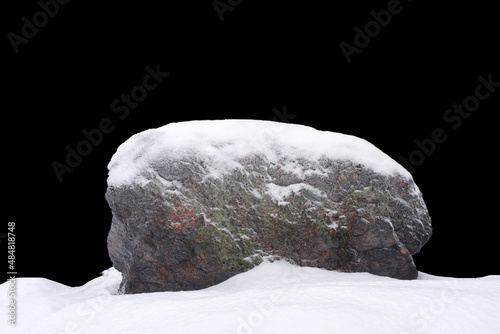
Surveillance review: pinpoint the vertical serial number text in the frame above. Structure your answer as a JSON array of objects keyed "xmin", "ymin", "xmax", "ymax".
[{"xmin": 7, "ymin": 221, "xmax": 17, "ymax": 326}]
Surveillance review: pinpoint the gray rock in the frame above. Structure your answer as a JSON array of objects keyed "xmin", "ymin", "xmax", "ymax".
[{"xmin": 106, "ymin": 120, "xmax": 432, "ymax": 293}]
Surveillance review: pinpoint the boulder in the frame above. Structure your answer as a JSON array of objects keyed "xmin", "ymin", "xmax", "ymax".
[{"xmin": 106, "ymin": 120, "xmax": 431, "ymax": 293}]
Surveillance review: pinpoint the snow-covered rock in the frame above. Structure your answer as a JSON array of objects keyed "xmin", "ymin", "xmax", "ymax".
[{"xmin": 106, "ymin": 120, "xmax": 432, "ymax": 293}]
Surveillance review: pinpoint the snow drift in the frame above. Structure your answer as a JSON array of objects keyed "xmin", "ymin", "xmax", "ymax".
[{"xmin": 1, "ymin": 261, "xmax": 499, "ymax": 334}]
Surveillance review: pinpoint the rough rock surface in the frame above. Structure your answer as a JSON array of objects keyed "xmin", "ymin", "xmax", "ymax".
[{"xmin": 106, "ymin": 120, "xmax": 432, "ymax": 293}]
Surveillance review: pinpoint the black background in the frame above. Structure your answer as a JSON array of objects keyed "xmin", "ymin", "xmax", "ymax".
[{"xmin": 3, "ymin": 0, "xmax": 499, "ymax": 286}]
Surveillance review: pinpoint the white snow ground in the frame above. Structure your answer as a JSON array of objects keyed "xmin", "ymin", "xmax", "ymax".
[{"xmin": 1, "ymin": 261, "xmax": 499, "ymax": 334}]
